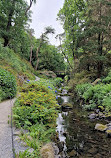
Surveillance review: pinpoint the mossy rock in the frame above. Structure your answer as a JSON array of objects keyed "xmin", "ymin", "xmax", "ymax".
[
  {"xmin": 59, "ymin": 93, "xmax": 68, "ymax": 96},
  {"xmin": 95, "ymin": 123, "xmax": 107, "ymax": 132},
  {"xmin": 62, "ymin": 102, "xmax": 73, "ymax": 109},
  {"xmin": 106, "ymin": 129, "xmax": 111, "ymax": 138}
]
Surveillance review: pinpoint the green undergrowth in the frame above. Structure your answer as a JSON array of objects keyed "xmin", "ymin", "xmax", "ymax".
[
  {"xmin": 76, "ymin": 78, "xmax": 111, "ymax": 111},
  {"xmin": 13, "ymin": 80, "xmax": 59, "ymax": 157},
  {"xmin": 51, "ymin": 77, "xmax": 63, "ymax": 88},
  {"xmin": 68, "ymin": 70, "xmax": 91, "ymax": 92},
  {"xmin": 102, "ymin": 70, "xmax": 111, "ymax": 84},
  {"xmin": 0, "ymin": 68, "xmax": 17, "ymax": 101},
  {"xmin": 0, "ymin": 43, "xmax": 35, "ymax": 85}
]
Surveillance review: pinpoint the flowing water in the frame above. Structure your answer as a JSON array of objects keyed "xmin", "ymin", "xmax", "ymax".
[{"xmin": 56, "ymin": 90, "xmax": 111, "ymax": 158}]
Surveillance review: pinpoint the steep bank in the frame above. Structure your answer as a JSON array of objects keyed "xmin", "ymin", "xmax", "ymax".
[{"xmin": 0, "ymin": 44, "xmax": 35, "ymax": 86}]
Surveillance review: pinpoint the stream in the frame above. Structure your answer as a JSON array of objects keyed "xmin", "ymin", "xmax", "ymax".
[{"xmin": 56, "ymin": 89, "xmax": 111, "ymax": 158}]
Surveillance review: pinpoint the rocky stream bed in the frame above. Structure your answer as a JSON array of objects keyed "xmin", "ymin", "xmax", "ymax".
[{"xmin": 55, "ymin": 89, "xmax": 111, "ymax": 158}]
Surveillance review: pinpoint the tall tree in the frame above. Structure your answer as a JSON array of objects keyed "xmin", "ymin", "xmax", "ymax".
[
  {"xmin": 0, "ymin": 0, "xmax": 29, "ymax": 47},
  {"xmin": 26, "ymin": 28, "xmax": 35, "ymax": 64},
  {"xmin": 57, "ymin": 0, "xmax": 86, "ymax": 70},
  {"xmin": 81, "ymin": 0, "xmax": 111, "ymax": 77},
  {"xmin": 35, "ymin": 26, "xmax": 55, "ymax": 70},
  {"xmin": 56, "ymin": 33, "xmax": 73, "ymax": 70}
]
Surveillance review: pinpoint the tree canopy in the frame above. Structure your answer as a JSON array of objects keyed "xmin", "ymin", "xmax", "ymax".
[{"xmin": 57, "ymin": 0, "xmax": 111, "ymax": 77}]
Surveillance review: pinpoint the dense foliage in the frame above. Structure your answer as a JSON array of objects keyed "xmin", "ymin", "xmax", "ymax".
[
  {"xmin": 31, "ymin": 43, "xmax": 65, "ymax": 72},
  {"xmin": 0, "ymin": 0, "xmax": 111, "ymax": 156},
  {"xmin": 0, "ymin": 0, "xmax": 29, "ymax": 47},
  {"xmin": 0, "ymin": 0, "xmax": 65, "ymax": 73},
  {"xmin": 13, "ymin": 80, "xmax": 59, "ymax": 157},
  {"xmin": 76, "ymin": 81, "xmax": 111, "ymax": 111},
  {"xmin": 0, "ymin": 43, "xmax": 35, "ymax": 84},
  {"xmin": 0, "ymin": 68, "xmax": 17, "ymax": 101},
  {"xmin": 58, "ymin": 0, "xmax": 111, "ymax": 77}
]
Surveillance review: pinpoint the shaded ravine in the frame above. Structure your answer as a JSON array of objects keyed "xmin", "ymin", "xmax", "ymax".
[{"xmin": 56, "ymin": 90, "xmax": 111, "ymax": 158}]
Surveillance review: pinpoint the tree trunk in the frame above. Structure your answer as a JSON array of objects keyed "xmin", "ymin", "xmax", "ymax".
[
  {"xmin": 4, "ymin": 0, "xmax": 15, "ymax": 46},
  {"xmin": 4, "ymin": 37, "xmax": 9, "ymax": 47},
  {"xmin": 35, "ymin": 47, "xmax": 40, "ymax": 70},
  {"xmin": 25, "ymin": 0, "xmax": 33, "ymax": 15},
  {"xmin": 35, "ymin": 58, "xmax": 39, "ymax": 71},
  {"xmin": 87, "ymin": 64, "xmax": 90, "ymax": 71},
  {"xmin": 97, "ymin": 33, "xmax": 103, "ymax": 77},
  {"xmin": 97, "ymin": 61, "xmax": 103, "ymax": 78},
  {"xmin": 97, "ymin": 3, "xmax": 103, "ymax": 78},
  {"xmin": 59, "ymin": 37, "xmax": 73, "ymax": 70},
  {"xmin": 30, "ymin": 46, "xmax": 33, "ymax": 64},
  {"xmin": 35, "ymin": 35, "xmax": 43, "ymax": 70}
]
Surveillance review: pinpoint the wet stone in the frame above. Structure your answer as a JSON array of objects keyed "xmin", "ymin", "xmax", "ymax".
[
  {"xmin": 95, "ymin": 109, "xmax": 100, "ymax": 114},
  {"xmin": 57, "ymin": 141, "xmax": 64, "ymax": 152},
  {"xmin": 61, "ymin": 102, "xmax": 73, "ymax": 110},
  {"xmin": 52, "ymin": 143, "xmax": 59, "ymax": 155},
  {"xmin": 98, "ymin": 112, "xmax": 104, "ymax": 118},
  {"xmin": 107, "ymin": 122, "xmax": 111, "ymax": 126},
  {"xmin": 88, "ymin": 113, "xmax": 97, "ymax": 119}
]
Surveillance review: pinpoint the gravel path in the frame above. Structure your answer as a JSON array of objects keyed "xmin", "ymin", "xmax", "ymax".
[
  {"xmin": 0, "ymin": 99, "xmax": 16, "ymax": 158},
  {"xmin": 0, "ymin": 77, "xmax": 40, "ymax": 158}
]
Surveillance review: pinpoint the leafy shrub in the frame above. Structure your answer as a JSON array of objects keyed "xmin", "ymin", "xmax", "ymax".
[
  {"xmin": 76, "ymin": 83, "xmax": 92, "ymax": 97},
  {"xmin": 103, "ymin": 92, "xmax": 111, "ymax": 111},
  {"xmin": 13, "ymin": 82, "xmax": 59, "ymax": 128},
  {"xmin": 102, "ymin": 71, "xmax": 111, "ymax": 84},
  {"xmin": 51, "ymin": 77, "xmax": 63, "ymax": 88},
  {"xmin": 76, "ymin": 82, "xmax": 111, "ymax": 111},
  {"xmin": 0, "ymin": 68, "xmax": 17, "ymax": 101},
  {"xmin": 13, "ymin": 81, "xmax": 59, "ymax": 157},
  {"xmin": 83, "ymin": 102, "xmax": 97, "ymax": 111},
  {"xmin": 68, "ymin": 70, "xmax": 91, "ymax": 92}
]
